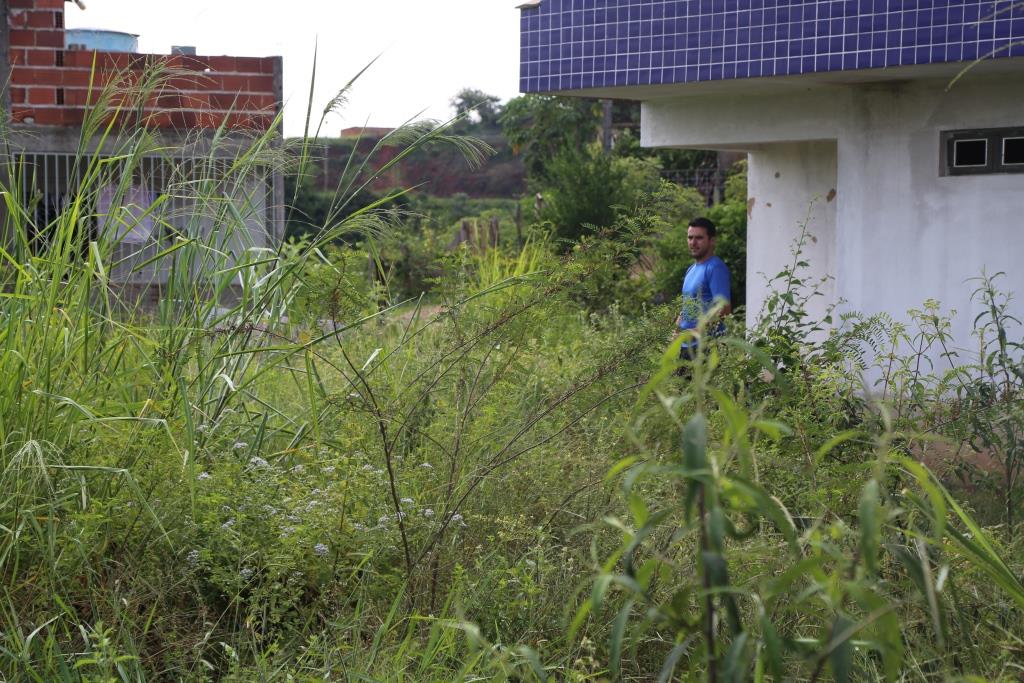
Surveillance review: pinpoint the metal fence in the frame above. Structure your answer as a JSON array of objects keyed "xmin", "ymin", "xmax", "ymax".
[
  {"xmin": 12, "ymin": 152, "xmax": 275, "ymax": 285},
  {"xmin": 660, "ymin": 168, "xmax": 727, "ymax": 206}
]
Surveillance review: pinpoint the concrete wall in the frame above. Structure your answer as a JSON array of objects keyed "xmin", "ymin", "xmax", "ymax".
[
  {"xmin": 746, "ymin": 140, "xmax": 837, "ymax": 331},
  {"xmin": 643, "ymin": 72, "xmax": 1024, "ymax": 354}
]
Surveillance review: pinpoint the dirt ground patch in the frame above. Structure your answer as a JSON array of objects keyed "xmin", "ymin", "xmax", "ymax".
[{"xmin": 913, "ymin": 440, "xmax": 1005, "ymax": 490}]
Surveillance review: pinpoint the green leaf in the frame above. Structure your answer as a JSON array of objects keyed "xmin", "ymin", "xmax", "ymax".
[
  {"xmin": 591, "ymin": 574, "xmax": 612, "ymax": 613},
  {"xmin": 728, "ymin": 477, "xmax": 798, "ymax": 551},
  {"xmin": 897, "ymin": 456, "xmax": 946, "ymax": 538},
  {"xmin": 751, "ymin": 419, "xmax": 791, "ymax": 441},
  {"xmin": 708, "ymin": 505, "xmax": 726, "ymax": 553},
  {"xmin": 567, "ymin": 597, "xmax": 592, "ymax": 640},
  {"xmin": 513, "ymin": 645, "xmax": 549, "ymax": 683},
  {"xmin": 828, "ymin": 615, "xmax": 854, "ymax": 683},
  {"xmin": 815, "ymin": 429, "xmax": 863, "ymax": 464},
  {"xmin": 636, "ymin": 558, "xmax": 660, "ymax": 591},
  {"xmin": 682, "ymin": 413, "xmax": 708, "ymax": 471},
  {"xmin": 858, "ymin": 480, "xmax": 881, "ymax": 575},
  {"xmin": 609, "ymin": 599, "xmax": 634, "ymax": 681},
  {"xmin": 656, "ymin": 639, "xmax": 694, "ymax": 683},
  {"xmin": 760, "ymin": 614, "xmax": 784, "ymax": 680},
  {"xmin": 702, "ymin": 551, "xmax": 730, "ymax": 588},
  {"xmin": 885, "ymin": 544, "xmax": 926, "ymax": 596},
  {"xmin": 845, "ymin": 584, "xmax": 904, "ymax": 681},
  {"xmin": 722, "ymin": 632, "xmax": 750, "ymax": 683},
  {"xmin": 605, "ymin": 456, "xmax": 640, "ymax": 484},
  {"xmin": 628, "ymin": 493, "xmax": 649, "ymax": 527},
  {"xmin": 900, "ymin": 458, "xmax": 1024, "ymax": 610}
]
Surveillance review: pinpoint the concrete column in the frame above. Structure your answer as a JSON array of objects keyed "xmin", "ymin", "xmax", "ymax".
[{"xmin": 746, "ymin": 140, "xmax": 838, "ymax": 331}]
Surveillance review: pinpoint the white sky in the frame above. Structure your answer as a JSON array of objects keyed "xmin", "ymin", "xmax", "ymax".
[{"xmin": 65, "ymin": 1, "xmax": 524, "ymax": 137}]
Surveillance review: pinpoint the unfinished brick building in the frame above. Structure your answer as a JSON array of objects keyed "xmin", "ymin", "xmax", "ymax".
[{"xmin": 1, "ymin": 0, "xmax": 285, "ymax": 294}]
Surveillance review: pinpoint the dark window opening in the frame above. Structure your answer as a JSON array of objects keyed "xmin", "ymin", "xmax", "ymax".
[
  {"xmin": 1003, "ymin": 137, "xmax": 1024, "ymax": 166},
  {"xmin": 953, "ymin": 139, "xmax": 987, "ymax": 167},
  {"xmin": 55, "ymin": 88, "xmax": 64, "ymax": 106}
]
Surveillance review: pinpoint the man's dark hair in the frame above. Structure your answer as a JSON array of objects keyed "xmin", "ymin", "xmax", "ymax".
[{"xmin": 688, "ymin": 216, "xmax": 717, "ymax": 238}]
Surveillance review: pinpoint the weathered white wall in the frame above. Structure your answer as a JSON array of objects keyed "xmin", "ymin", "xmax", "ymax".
[
  {"xmin": 746, "ymin": 140, "xmax": 837, "ymax": 331},
  {"xmin": 643, "ymin": 73, "xmax": 1024, "ymax": 356}
]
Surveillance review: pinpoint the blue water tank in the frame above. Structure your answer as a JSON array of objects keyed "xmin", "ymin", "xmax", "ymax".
[{"xmin": 65, "ymin": 28, "xmax": 139, "ymax": 53}]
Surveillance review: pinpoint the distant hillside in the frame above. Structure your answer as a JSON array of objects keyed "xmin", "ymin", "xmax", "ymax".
[{"xmin": 292, "ymin": 128, "xmax": 527, "ymax": 199}]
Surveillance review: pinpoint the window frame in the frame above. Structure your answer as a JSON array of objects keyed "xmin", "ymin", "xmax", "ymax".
[
  {"xmin": 941, "ymin": 127, "xmax": 1024, "ymax": 176},
  {"xmin": 1002, "ymin": 136, "xmax": 1024, "ymax": 167}
]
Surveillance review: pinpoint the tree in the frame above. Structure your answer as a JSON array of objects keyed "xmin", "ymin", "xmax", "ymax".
[
  {"xmin": 500, "ymin": 94, "xmax": 601, "ymax": 180},
  {"xmin": 449, "ymin": 88, "xmax": 503, "ymax": 131},
  {"xmin": 537, "ymin": 147, "xmax": 628, "ymax": 244}
]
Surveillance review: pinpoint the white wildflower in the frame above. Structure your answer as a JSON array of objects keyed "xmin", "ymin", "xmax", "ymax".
[
  {"xmin": 232, "ymin": 442, "xmax": 248, "ymax": 450},
  {"xmin": 186, "ymin": 549, "xmax": 200, "ymax": 566},
  {"xmin": 239, "ymin": 567, "xmax": 253, "ymax": 581},
  {"xmin": 400, "ymin": 497, "xmax": 414, "ymax": 505},
  {"xmin": 313, "ymin": 543, "xmax": 329, "ymax": 557},
  {"xmin": 221, "ymin": 519, "xmax": 235, "ymax": 529},
  {"xmin": 290, "ymin": 464, "xmax": 305, "ymax": 473},
  {"xmin": 323, "ymin": 466, "xmax": 336, "ymax": 474},
  {"xmin": 378, "ymin": 515, "xmax": 390, "ymax": 527},
  {"xmin": 361, "ymin": 464, "xmax": 374, "ymax": 472},
  {"xmin": 422, "ymin": 508, "xmax": 434, "ymax": 518},
  {"xmin": 248, "ymin": 456, "xmax": 270, "ymax": 469},
  {"xmin": 352, "ymin": 522, "xmax": 366, "ymax": 531},
  {"xmin": 419, "ymin": 462, "xmax": 433, "ymax": 469},
  {"xmin": 197, "ymin": 471, "xmax": 212, "ymax": 481}
]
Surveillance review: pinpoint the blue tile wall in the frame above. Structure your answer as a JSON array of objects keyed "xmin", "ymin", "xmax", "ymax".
[{"xmin": 520, "ymin": 1, "xmax": 1024, "ymax": 92}]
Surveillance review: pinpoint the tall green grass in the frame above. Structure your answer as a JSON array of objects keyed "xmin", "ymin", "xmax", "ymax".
[
  {"xmin": 2, "ymin": 60, "xmax": 1023, "ymax": 682},
  {"xmin": 0, "ymin": 62, "xmax": 514, "ymax": 680},
  {"xmin": 0, "ymin": 60, "xmax": 666, "ymax": 680}
]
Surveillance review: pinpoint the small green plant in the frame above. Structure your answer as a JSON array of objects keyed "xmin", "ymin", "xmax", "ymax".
[
  {"xmin": 73, "ymin": 622, "xmax": 138, "ymax": 683},
  {"xmin": 951, "ymin": 272, "xmax": 1024, "ymax": 538},
  {"xmin": 577, "ymin": 306, "xmax": 1024, "ymax": 681}
]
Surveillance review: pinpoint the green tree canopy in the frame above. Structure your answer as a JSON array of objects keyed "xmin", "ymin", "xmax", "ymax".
[
  {"xmin": 500, "ymin": 94, "xmax": 601, "ymax": 180},
  {"xmin": 450, "ymin": 88, "xmax": 503, "ymax": 131}
]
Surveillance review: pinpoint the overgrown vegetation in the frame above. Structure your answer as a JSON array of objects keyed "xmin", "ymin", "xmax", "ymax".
[{"xmin": 1, "ymin": 65, "xmax": 1022, "ymax": 682}]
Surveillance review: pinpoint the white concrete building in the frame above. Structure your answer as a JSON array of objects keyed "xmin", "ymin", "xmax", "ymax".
[{"xmin": 518, "ymin": 0, "xmax": 1024, "ymax": 351}]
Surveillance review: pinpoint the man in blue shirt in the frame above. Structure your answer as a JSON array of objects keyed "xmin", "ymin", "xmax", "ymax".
[{"xmin": 675, "ymin": 217, "xmax": 732, "ymax": 360}]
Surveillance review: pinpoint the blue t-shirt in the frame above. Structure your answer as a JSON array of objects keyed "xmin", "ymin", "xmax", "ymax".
[{"xmin": 679, "ymin": 255, "xmax": 730, "ymax": 331}]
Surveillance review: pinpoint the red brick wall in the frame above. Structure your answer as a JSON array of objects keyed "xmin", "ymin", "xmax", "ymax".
[{"xmin": 7, "ymin": 0, "xmax": 282, "ymax": 131}]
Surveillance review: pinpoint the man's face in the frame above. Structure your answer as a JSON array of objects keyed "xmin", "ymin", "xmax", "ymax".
[{"xmin": 687, "ymin": 225, "xmax": 714, "ymax": 261}]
